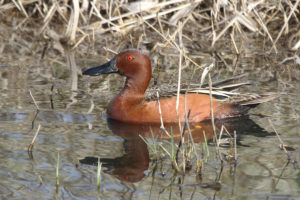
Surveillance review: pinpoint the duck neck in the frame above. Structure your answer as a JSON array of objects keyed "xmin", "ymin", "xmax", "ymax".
[
  {"xmin": 109, "ymin": 73, "xmax": 151, "ymax": 112},
  {"xmin": 118, "ymin": 75, "xmax": 150, "ymax": 104},
  {"xmin": 124, "ymin": 75, "xmax": 149, "ymax": 94}
]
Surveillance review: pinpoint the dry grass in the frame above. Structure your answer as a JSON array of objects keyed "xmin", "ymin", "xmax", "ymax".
[{"xmin": 1, "ymin": 0, "xmax": 299, "ymax": 54}]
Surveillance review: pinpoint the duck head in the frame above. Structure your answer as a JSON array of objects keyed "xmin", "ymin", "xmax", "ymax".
[{"xmin": 83, "ymin": 50, "xmax": 152, "ymax": 80}]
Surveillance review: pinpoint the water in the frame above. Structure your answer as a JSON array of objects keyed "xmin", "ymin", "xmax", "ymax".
[{"xmin": 0, "ymin": 37, "xmax": 299, "ymax": 199}]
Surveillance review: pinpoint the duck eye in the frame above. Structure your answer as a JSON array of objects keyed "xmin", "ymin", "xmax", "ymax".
[{"xmin": 127, "ymin": 56, "xmax": 133, "ymax": 61}]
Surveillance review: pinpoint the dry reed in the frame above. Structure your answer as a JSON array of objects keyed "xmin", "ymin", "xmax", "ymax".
[{"xmin": 1, "ymin": 0, "xmax": 299, "ymax": 53}]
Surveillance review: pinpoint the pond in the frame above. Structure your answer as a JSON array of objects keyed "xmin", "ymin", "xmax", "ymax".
[{"xmin": 0, "ymin": 10, "xmax": 300, "ymax": 200}]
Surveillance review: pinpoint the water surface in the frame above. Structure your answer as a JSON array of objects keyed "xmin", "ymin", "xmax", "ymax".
[{"xmin": 0, "ymin": 33, "xmax": 299, "ymax": 200}]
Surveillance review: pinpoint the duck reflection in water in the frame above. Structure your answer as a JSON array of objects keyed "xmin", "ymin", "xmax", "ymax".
[{"xmin": 79, "ymin": 116, "xmax": 274, "ymax": 183}]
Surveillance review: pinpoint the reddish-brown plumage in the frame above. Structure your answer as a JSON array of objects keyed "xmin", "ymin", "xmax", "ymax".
[{"xmin": 83, "ymin": 50, "xmax": 260, "ymax": 124}]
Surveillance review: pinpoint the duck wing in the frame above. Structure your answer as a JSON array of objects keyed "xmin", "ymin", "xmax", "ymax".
[{"xmin": 145, "ymin": 73, "xmax": 252, "ymax": 101}]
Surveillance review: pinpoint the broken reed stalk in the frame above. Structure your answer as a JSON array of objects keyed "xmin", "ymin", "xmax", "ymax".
[
  {"xmin": 87, "ymin": 99, "xmax": 95, "ymax": 114},
  {"xmin": 217, "ymin": 125, "xmax": 237, "ymax": 162},
  {"xmin": 29, "ymin": 90, "xmax": 40, "ymax": 110},
  {"xmin": 97, "ymin": 157, "xmax": 102, "ymax": 191},
  {"xmin": 68, "ymin": 0, "xmax": 79, "ymax": 44},
  {"xmin": 56, "ymin": 152, "xmax": 60, "ymax": 186},
  {"xmin": 28, "ymin": 124, "xmax": 41, "ymax": 152},
  {"xmin": 208, "ymin": 73, "xmax": 217, "ymax": 142},
  {"xmin": 103, "ymin": 47, "xmax": 118, "ymax": 55},
  {"xmin": 156, "ymin": 91, "xmax": 170, "ymax": 137},
  {"xmin": 50, "ymin": 84, "xmax": 54, "ymax": 109},
  {"xmin": 230, "ymin": 29, "xmax": 239, "ymax": 55},
  {"xmin": 217, "ymin": 125, "xmax": 224, "ymax": 149},
  {"xmin": 170, "ymin": 128, "xmax": 180, "ymax": 171},
  {"xmin": 176, "ymin": 21, "xmax": 183, "ymax": 127},
  {"xmin": 203, "ymin": 130, "xmax": 209, "ymax": 163},
  {"xmin": 208, "ymin": 72, "xmax": 224, "ymax": 161},
  {"xmin": 184, "ymin": 109, "xmax": 201, "ymax": 172},
  {"xmin": 175, "ymin": 109, "xmax": 191, "ymax": 173},
  {"xmin": 176, "ymin": 21, "xmax": 184, "ymax": 170},
  {"xmin": 234, "ymin": 131, "xmax": 237, "ymax": 162},
  {"xmin": 228, "ymin": 132, "xmax": 236, "ymax": 162},
  {"xmin": 175, "ymin": 110, "xmax": 191, "ymax": 160},
  {"xmin": 268, "ymin": 119, "xmax": 290, "ymax": 159},
  {"xmin": 28, "ymin": 90, "xmax": 41, "ymax": 152}
]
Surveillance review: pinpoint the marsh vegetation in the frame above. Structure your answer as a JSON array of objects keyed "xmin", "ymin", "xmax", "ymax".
[{"xmin": 0, "ymin": 0, "xmax": 299, "ymax": 199}]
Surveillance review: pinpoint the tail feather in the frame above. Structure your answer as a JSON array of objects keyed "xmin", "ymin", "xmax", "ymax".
[
  {"xmin": 229, "ymin": 92, "xmax": 278, "ymax": 107},
  {"xmin": 215, "ymin": 92, "xmax": 278, "ymax": 118}
]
